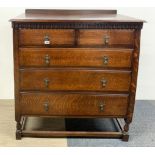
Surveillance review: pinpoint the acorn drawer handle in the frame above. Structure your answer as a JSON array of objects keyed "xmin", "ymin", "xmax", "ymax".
[
  {"xmin": 44, "ymin": 54, "xmax": 50, "ymax": 65},
  {"xmin": 43, "ymin": 101, "xmax": 49, "ymax": 112},
  {"xmin": 103, "ymin": 56, "xmax": 109, "ymax": 65},
  {"xmin": 44, "ymin": 78, "xmax": 50, "ymax": 88},
  {"xmin": 101, "ymin": 78, "xmax": 107, "ymax": 87},
  {"xmin": 99, "ymin": 102, "xmax": 106, "ymax": 112},
  {"xmin": 104, "ymin": 35, "xmax": 110, "ymax": 45},
  {"xmin": 44, "ymin": 35, "xmax": 50, "ymax": 45}
]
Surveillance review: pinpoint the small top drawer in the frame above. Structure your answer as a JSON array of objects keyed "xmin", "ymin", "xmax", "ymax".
[
  {"xmin": 79, "ymin": 29, "xmax": 134, "ymax": 46},
  {"xmin": 19, "ymin": 29, "xmax": 75, "ymax": 47}
]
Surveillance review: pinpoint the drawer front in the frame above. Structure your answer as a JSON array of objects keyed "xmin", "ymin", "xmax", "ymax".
[
  {"xmin": 20, "ymin": 69, "xmax": 131, "ymax": 91},
  {"xmin": 20, "ymin": 93, "xmax": 129, "ymax": 116},
  {"xmin": 19, "ymin": 48, "xmax": 133, "ymax": 68},
  {"xmin": 19, "ymin": 29, "xmax": 75, "ymax": 46},
  {"xmin": 79, "ymin": 30, "xmax": 134, "ymax": 46}
]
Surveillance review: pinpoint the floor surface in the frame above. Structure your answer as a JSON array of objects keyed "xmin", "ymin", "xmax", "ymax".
[{"xmin": 0, "ymin": 100, "xmax": 67, "ymax": 147}]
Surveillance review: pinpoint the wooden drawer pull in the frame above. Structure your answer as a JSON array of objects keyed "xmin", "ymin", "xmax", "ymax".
[
  {"xmin": 43, "ymin": 101, "xmax": 49, "ymax": 112},
  {"xmin": 44, "ymin": 54, "xmax": 50, "ymax": 65},
  {"xmin": 103, "ymin": 56, "xmax": 109, "ymax": 65},
  {"xmin": 104, "ymin": 35, "xmax": 110, "ymax": 45},
  {"xmin": 99, "ymin": 102, "xmax": 106, "ymax": 112},
  {"xmin": 101, "ymin": 78, "xmax": 107, "ymax": 87},
  {"xmin": 44, "ymin": 78, "xmax": 50, "ymax": 88},
  {"xmin": 44, "ymin": 35, "xmax": 50, "ymax": 45}
]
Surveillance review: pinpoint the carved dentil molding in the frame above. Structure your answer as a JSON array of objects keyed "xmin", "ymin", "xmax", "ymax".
[{"xmin": 12, "ymin": 22, "xmax": 143, "ymax": 29}]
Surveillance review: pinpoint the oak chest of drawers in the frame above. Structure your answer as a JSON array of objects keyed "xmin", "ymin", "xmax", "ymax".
[{"xmin": 11, "ymin": 9, "xmax": 144, "ymax": 141}]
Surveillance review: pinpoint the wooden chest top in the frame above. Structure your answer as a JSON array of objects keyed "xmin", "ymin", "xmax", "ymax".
[{"xmin": 10, "ymin": 9, "xmax": 144, "ymax": 30}]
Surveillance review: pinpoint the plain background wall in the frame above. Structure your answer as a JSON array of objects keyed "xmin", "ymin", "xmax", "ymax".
[{"xmin": 0, "ymin": 7, "xmax": 154, "ymax": 100}]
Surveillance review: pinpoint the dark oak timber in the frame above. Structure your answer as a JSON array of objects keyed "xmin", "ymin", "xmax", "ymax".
[
  {"xmin": 19, "ymin": 48, "xmax": 133, "ymax": 68},
  {"xmin": 11, "ymin": 9, "xmax": 144, "ymax": 141},
  {"xmin": 20, "ymin": 93, "xmax": 129, "ymax": 116},
  {"xmin": 20, "ymin": 69, "xmax": 131, "ymax": 91}
]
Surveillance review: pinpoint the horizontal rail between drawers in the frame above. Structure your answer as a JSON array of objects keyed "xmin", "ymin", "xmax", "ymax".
[
  {"xmin": 19, "ymin": 91, "xmax": 130, "ymax": 94},
  {"xmin": 19, "ymin": 91, "xmax": 129, "ymax": 95},
  {"xmin": 19, "ymin": 67, "xmax": 132, "ymax": 72},
  {"xmin": 19, "ymin": 67, "xmax": 132, "ymax": 71}
]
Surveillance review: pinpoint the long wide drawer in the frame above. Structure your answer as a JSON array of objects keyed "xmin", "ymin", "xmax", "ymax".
[
  {"xmin": 20, "ymin": 69, "xmax": 131, "ymax": 91},
  {"xmin": 20, "ymin": 93, "xmax": 129, "ymax": 116},
  {"xmin": 19, "ymin": 48, "xmax": 133, "ymax": 68},
  {"xmin": 19, "ymin": 29, "xmax": 75, "ymax": 47}
]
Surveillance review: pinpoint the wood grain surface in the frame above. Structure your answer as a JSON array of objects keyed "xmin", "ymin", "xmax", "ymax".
[
  {"xmin": 20, "ymin": 69, "xmax": 131, "ymax": 92},
  {"xmin": 79, "ymin": 30, "xmax": 134, "ymax": 46},
  {"xmin": 19, "ymin": 48, "xmax": 133, "ymax": 68},
  {"xmin": 19, "ymin": 29, "xmax": 75, "ymax": 46},
  {"xmin": 20, "ymin": 93, "xmax": 129, "ymax": 116}
]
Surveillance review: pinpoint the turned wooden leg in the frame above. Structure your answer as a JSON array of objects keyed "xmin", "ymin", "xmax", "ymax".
[
  {"xmin": 122, "ymin": 119, "xmax": 130, "ymax": 142},
  {"xmin": 16, "ymin": 121, "xmax": 22, "ymax": 140},
  {"xmin": 122, "ymin": 131, "xmax": 129, "ymax": 142}
]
